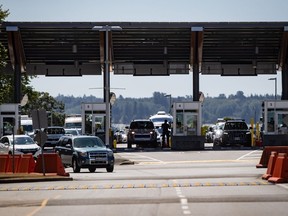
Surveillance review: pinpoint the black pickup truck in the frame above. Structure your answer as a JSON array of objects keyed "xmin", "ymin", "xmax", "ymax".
[{"xmin": 213, "ymin": 120, "xmax": 251, "ymax": 147}]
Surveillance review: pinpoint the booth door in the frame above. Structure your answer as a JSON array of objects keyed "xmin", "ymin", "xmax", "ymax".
[
  {"xmin": 175, "ymin": 112, "xmax": 198, "ymax": 136},
  {"xmin": 185, "ymin": 113, "xmax": 198, "ymax": 136},
  {"xmin": 0, "ymin": 116, "xmax": 15, "ymax": 136},
  {"xmin": 92, "ymin": 114, "xmax": 105, "ymax": 135},
  {"xmin": 276, "ymin": 111, "xmax": 288, "ymax": 134}
]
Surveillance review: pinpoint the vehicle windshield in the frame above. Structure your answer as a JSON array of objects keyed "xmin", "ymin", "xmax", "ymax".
[
  {"xmin": 22, "ymin": 125, "xmax": 33, "ymax": 132},
  {"xmin": 46, "ymin": 127, "xmax": 65, "ymax": 134},
  {"xmin": 150, "ymin": 117, "xmax": 172, "ymax": 124},
  {"xmin": 215, "ymin": 123, "xmax": 225, "ymax": 130},
  {"xmin": 65, "ymin": 122, "xmax": 82, "ymax": 128},
  {"xmin": 130, "ymin": 121, "xmax": 154, "ymax": 129},
  {"xmin": 73, "ymin": 137, "xmax": 105, "ymax": 148},
  {"xmin": 10, "ymin": 137, "xmax": 35, "ymax": 145},
  {"xmin": 65, "ymin": 129, "xmax": 78, "ymax": 135},
  {"xmin": 224, "ymin": 122, "xmax": 248, "ymax": 130}
]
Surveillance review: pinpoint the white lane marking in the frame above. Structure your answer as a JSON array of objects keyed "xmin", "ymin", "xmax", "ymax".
[
  {"xmin": 118, "ymin": 153, "xmax": 163, "ymax": 163},
  {"xmin": 173, "ymin": 180, "xmax": 191, "ymax": 215},
  {"xmin": 180, "ymin": 198, "xmax": 188, "ymax": 205},
  {"xmin": 236, "ymin": 150, "xmax": 262, "ymax": 160}
]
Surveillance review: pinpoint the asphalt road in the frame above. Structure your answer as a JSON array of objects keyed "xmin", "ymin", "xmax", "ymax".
[{"xmin": 0, "ymin": 146, "xmax": 288, "ymax": 216}]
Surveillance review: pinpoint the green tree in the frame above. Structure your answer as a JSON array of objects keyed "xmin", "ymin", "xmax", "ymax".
[
  {"xmin": 0, "ymin": 5, "xmax": 10, "ymax": 103},
  {"xmin": 22, "ymin": 92, "xmax": 65, "ymax": 126},
  {"xmin": 0, "ymin": 6, "xmax": 35, "ymax": 105},
  {"xmin": 0, "ymin": 5, "xmax": 9, "ymax": 68}
]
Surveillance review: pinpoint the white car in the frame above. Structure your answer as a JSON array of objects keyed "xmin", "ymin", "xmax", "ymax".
[{"xmin": 0, "ymin": 135, "xmax": 41, "ymax": 159}]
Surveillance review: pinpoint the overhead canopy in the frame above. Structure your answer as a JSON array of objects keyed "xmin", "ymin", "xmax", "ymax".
[{"xmin": 0, "ymin": 21, "xmax": 288, "ymax": 76}]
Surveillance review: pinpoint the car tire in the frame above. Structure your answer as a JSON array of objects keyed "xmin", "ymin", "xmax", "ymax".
[
  {"xmin": 88, "ymin": 167, "xmax": 96, "ymax": 173},
  {"xmin": 244, "ymin": 140, "xmax": 252, "ymax": 147},
  {"xmin": 153, "ymin": 141, "xmax": 158, "ymax": 148},
  {"xmin": 106, "ymin": 165, "xmax": 114, "ymax": 172},
  {"xmin": 72, "ymin": 158, "xmax": 81, "ymax": 173}
]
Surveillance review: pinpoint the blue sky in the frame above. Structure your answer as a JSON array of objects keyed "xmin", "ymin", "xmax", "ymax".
[{"xmin": 2, "ymin": 0, "xmax": 288, "ymax": 98}]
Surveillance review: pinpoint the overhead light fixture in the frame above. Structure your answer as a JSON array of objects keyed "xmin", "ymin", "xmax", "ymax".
[
  {"xmin": 164, "ymin": 46, "xmax": 167, "ymax": 55},
  {"xmin": 255, "ymin": 46, "xmax": 259, "ymax": 54},
  {"xmin": 92, "ymin": 25, "xmax": 122, "ymax": 31},
  {"xmin": 72, "ymin": 45, "xmax": 77, "ymax": 53}
]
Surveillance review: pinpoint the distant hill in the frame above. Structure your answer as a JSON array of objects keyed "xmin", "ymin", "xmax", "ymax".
[{"xmin": 56, "ymin": 91, "xmax": 276, "ymax": 125}]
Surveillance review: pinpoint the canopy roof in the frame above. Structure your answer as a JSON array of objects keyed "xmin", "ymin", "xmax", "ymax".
[{"xmin": 1, "ymin": 21, "xmax": 287, "ymax": 76}]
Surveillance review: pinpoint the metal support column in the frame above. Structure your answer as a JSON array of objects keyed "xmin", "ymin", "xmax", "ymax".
[
  {"xmin": 282, "ymin": 64, "xmax": 288, "ymax": 100},
  {"xmin": 92, "ymin": 25, "xmax": 122, "ymax": 146},
  {"xmin": 191, "ymin": 27, "xmax": 203, "ymax": 101},
  {"xmin": 193, "ymin": 60, "xmax": 199, "ymax": 101},
  {"xmin": 14, "ymin": 64, "xmax": 21, "ymax": 103},
  {"xmin": 6, "ymin": 26, "xmax": 23, "ymax": 104},
  {"xmin": 104, "ymin": 28, "xmax": 110, "ymax": 146}
]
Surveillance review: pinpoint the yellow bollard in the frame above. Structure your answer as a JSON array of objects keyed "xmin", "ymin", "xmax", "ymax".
[
  {"xmin": 250, "ymin": 118, "xmax": 255, "ymax": 147},
  {"xmin": 113, "ymin": 139, "xmax": 117, "ymax": 149}
]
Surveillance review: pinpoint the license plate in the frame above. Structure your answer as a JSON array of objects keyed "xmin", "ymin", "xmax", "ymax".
[
  {"xmin": 94, "ymin": 157, "xmax": 106, "ymax": 161},
  {"xmin": 234, "ymin": 137, "xmax": 240, "ymax": 141}
]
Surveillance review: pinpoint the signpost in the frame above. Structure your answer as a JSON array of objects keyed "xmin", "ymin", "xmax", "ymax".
[{"xmin": 32, "ymin": 109, "xmax": 48, "ymax": 176}]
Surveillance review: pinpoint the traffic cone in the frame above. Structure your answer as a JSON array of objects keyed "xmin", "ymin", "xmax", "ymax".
[
  {"xmin": 262, "ymin": 151, "xmax": 277, "ymax": 180},
  {"xmin": 34, "ymin": 153, "xmax": 69, "ymax": 176},
  {"xmin": 268, "ymin": 153, "xmax": 288, "ymax": 183},
  {"xmin": 256, "ymin": 146, "xmax": 288, "ymax": 168}
]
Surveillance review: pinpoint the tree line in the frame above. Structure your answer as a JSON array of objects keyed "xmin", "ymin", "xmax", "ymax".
[{"xmin": 56, "ymin": 91, "xmax": 276, "ymax": 125}]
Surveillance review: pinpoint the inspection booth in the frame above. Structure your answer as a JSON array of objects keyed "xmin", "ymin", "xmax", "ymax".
[
  {"xmin": 0, "ymin": 103, "xmax": 20, "ymax": 137},
  {"xmin": 262, "ymin": 100, "xmax": 288, "ymax": 146},
  {"xmin": 81, "ymin": 103, "xmax": 107, "ymax": 141},
  {"xmin": 171, "ymin": 102, "xmax": 205, "ymax": 150}
]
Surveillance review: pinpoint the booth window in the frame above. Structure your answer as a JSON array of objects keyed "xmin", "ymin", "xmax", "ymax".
[{"xmin": 175, "ymin": 110, "xmax": 198, "ymax": 135}]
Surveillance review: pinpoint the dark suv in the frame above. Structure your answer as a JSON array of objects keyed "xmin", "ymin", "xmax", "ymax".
[
  {"xmin": 44, "ymin": 126, "xmax": 65, "ymax": 149},
  {"xmin": 127, "ymin": 120, "xmax": 158, "ymax": 148},
  {"xmin": 213, "ymin": 120, "xmax": 251, "ymax": 147},
  {"xmin": 55, "ymin": 135, "xmax": 114, "ymax": 173}
]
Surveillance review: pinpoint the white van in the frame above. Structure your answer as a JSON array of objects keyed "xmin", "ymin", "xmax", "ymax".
[
  {"xmin": 21, "ymin": 115, "xmax": 34, "ymax": 136},
  {"xmin": 64, "ymin": 114, "xmax": 82, "ymax": 129},
  {"xmin": 149, "ymin": 111, "xmax": 173, "ymax": 128}
]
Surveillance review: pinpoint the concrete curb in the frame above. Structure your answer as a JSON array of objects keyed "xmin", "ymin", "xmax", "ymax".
[
  {"xmin": 0, "ymin": 173, "xmax": 73, "ymax": 183},
  {"xmin": 0, "ymin": 153, "xmax": 133, "ymax": 183}
]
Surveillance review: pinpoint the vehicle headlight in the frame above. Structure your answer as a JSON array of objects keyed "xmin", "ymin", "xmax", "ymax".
[
  {"xmin": 107, "ymin": 151, "xmax": 114, "ymax": 157},
  {"xmin": 215, "ymin": 131, "xmax": 222, "ymax": 137},
  {"xmin": 79, "ymin": 151, "xmax": 88, "ymax": 157}
]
